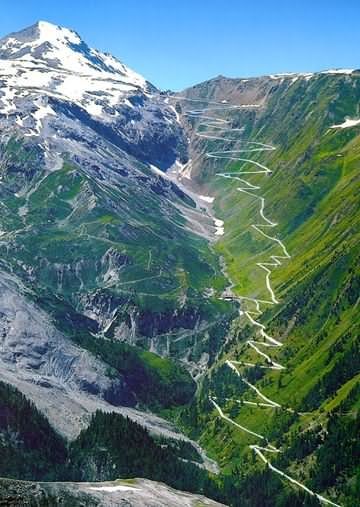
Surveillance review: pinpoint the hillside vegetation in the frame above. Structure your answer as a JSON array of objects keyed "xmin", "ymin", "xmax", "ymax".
[{"xmin": 174, "ymin": 72, "xmax": 360, "ymax": 506}]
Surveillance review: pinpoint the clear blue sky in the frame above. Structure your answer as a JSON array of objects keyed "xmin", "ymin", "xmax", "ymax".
[{"xmin": 1, "ymin": 0, "xmax": 359, "ymax": 90}]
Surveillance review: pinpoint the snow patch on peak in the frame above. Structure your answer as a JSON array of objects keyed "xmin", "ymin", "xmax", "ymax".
[
  {"xmin": 0, "ymin": 21, "xmax": 152, "ymax": 121},
  {"xmin": 0, "ymin": 21, "xmax": 148, "ymax": 91},
  {"xmin": 35, "ymin": 20, "xmax": 81, "ymax": 45},
  {"xmin": 322, "ymin": 68, "xmax": 355, "ymax": 75},
  {"xmin": 270, "ymin": 72, "xmax": 314, "ymax": 81}
]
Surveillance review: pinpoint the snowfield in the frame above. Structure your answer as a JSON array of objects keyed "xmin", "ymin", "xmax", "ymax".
[
  {"xmin": 0, "ymin": 20, "xmax": 150, "ymax": 126},
  {"xmin": 330, "ymin": 118, "xmax": 360, "ymax": 129}
]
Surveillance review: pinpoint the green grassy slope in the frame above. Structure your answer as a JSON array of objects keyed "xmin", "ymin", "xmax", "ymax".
[
  {"xmin": 175, "ymin": 73, "xmax": 360, "ymax": 506},
  {"xmin": 0, "ymin": 137, "xmax": 235, "ymax": 408}
]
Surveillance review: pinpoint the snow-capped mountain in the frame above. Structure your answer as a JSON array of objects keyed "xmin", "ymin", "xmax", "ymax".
[
  {"xmin": 0, "ymin": 20, "xmax": 186, "ymax": 170},
  {"xmin": 0, "ymin": 21, "xmax": 231, "ymax": 443},
  {"xmin": 0, "ymin": 20, "xmax": 149, "ymax": 98}
]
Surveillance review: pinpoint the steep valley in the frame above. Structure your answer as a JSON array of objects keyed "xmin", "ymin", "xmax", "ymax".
[
  {"xmin": 170, "ymin": 71, "xmax": 359, "ymax": 506},
  {"xmin": 0, "ymin": 21, "xmax": 359, "ymax": 507}
]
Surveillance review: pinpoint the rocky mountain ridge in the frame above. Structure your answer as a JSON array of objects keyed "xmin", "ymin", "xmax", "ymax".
[{"xmin": 0, "ymin": 21, "xmax": 235, "ymax": 468}]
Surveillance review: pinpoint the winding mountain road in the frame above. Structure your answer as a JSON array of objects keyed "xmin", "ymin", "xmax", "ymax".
[{"xmin": 171, "ymin": 96, "xmax": 341, "ymax": 507}]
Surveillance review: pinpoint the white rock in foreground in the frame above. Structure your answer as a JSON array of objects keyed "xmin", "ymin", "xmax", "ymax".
[{"xmin": 0, "ymin": 478, "xmax": 227, "ymax": 507}]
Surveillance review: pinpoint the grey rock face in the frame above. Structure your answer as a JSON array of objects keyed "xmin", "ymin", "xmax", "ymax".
[
  {"xmin": 0, "ymin": 271, "xmax": 207, "ymax": 445},
  {"xmin": 0, "ymin": 270, "xmax": 134, "ymax": 406},
  {"xmin": 0, "ymin": 477, "xmax": 227, "ymax": 507},
  {"xmin": 0, "ymin": 21, "xmax": 188, "ymax": 171},
  {"xmin": 0, "ymin": 22, "xmax": 231, "ymax": 449}
]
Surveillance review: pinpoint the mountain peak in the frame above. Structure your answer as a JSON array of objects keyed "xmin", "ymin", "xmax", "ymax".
[
  {"xmin": 0, "ymin": 21, "xmax": 158, "ymax": 125},
  {"xmin": 33, "ymin": 20, "xmax": 81, "ymax": 45},
  {"xmin": 0, "ymin": 20, "xmax": 80, "ymax": 53},
  {"xmin": 0, "ymin": 21, "xmax": 148, "ymax": 88}
]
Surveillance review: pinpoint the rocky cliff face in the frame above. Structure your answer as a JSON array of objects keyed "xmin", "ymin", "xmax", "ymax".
[
  {"xmin": 0, "ymin": 270, "xmax": 131, "ymax": 404},
  {"xmin": 0, "ymin": 22, "xmax": 235, "ymax": 444},
  {"xmin": 0, "ymin": 21, "xmax": 187, "ymax": 169},
  {"xmin": 0, "ymin": 269, "xmax": 143, "ymax": 437}
]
